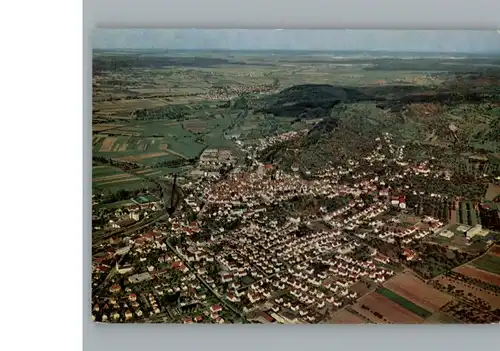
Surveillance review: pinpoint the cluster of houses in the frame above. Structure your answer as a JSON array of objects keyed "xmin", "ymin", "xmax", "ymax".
[
  {"xmin": 375, "ymin": 216, "xmax": 444, "ymax": 246},
  {"xmin": 92, "ymin": 127, "xmax": 470, "ymax": 324},
  {"xmin": 162, "ymin": 193, "xmax": 406, "ymax": 323},
  {"xmin": 252, "ymin": 129, "xmax": 308, "ymax": 154},
  {"xmin": 199, "ymin": 83, "xmax": 276, "ymax": 101},
  {"xmin": 92, "ymin": 288, "xmax": 145, "ymax": 323}
]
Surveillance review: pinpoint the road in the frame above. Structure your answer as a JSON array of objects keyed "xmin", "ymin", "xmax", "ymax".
[{"xmin": 164, "ymin": 240, "xmax": 247, "ymax": 322}]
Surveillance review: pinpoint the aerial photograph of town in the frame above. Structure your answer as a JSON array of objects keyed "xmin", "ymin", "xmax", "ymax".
[{"xmin": 91, "ymin": 29, "xmax": 500, "ymax": 324}]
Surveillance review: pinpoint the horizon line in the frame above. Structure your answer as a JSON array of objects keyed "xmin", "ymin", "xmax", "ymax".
[{"xmin": 93, "ymin": 48, "xmax": 500, "ymax": 54}]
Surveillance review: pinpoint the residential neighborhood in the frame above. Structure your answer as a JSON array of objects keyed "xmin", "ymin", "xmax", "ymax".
[{"xmin": 92, "ymin": 128, "xmax": 500, "ymax": 324}]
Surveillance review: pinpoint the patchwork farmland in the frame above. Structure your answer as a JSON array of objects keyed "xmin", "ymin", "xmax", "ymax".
[
  {"xmin": 92, "ymin": 165, "xmax": 147, "ymax": 191},
  {"xmin": 430, "ymin": 252, "xmax": 499, "ymax": 312},
  {"xmin": 375, "ymin": 287, "xmax": 432, "ymax": 318},
  {"xmin": 182, "ymin": 119, "xmax": 208, "ymax": 133},
  {"xmin": 91, "ymin": 115, "xmax": 236, "ymax": 195},
  {"xmin": 453, "ymin": 265, "xmax": 500, "ymax": 286},
  {"xmin": 351, "ymin": 290, "xmax": 426, "ymax": 324},
  {"xmin": 92, "ymin": 136, "xmax": 195, "ymax": 163},
  {"xmin": 470, "ymin": 253, "xmax": 500, "ymax": 275},
  {"xmin": 433, "ymin": 275, "xmax": 500, "ymax": 310},
  {"xmin": 382, "ymin": 271, "xmax": 453, "ymax": 313},
  {"xmin": 92, "ymin": 115, "xmax": 235, "ymax": 168}
]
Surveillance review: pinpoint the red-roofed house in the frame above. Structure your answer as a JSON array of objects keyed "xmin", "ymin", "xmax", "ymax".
[
  {"xmin": 210, "ymin": 305, "xmax": 223, "ymax": 313},
  {"xmin": 172, "ymin": 261, "xmax": 184, "ymax": 269},
  {"xmin": 402, "ymin": 249, "xmax": 416, "ymax": 261},
  {"xmin": 221, "ymin": 274, "xmax": 233, "ymax": 283}
]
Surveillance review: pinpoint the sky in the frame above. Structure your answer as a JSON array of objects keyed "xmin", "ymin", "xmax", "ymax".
[{"xmin": 93, "ymin": 29, "xmax": 500, "ymax": 53}]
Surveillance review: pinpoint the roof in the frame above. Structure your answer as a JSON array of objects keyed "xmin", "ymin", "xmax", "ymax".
[
  {"xmin": 96, "ymin": 265, "xmax": 110, "ymax": 272},
  {"xmin": 211, "ymin": 304, "xmax": 222, "ymax": 311},
  {"xmin": 261, "ymin": 312, "xmax": 275, "ymax": 323},
  {"xmin": 172, "ymin": 261, "xmax": 184, "ymax": 269}
]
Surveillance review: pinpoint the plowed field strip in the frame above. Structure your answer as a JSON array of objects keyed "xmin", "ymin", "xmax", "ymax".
[
  {"xmin": 454, "ymin": 265, "xmax": 500, "ymax": 286},
  {"xmin": 383, "ymin": 272, "xmax": 452, "ymax": 312},
  {"xmin": 353, "ymin": 292, "xmax": 425, "ymax": 324}
]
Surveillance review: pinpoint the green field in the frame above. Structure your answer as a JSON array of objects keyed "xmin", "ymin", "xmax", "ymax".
[
  {"xmin": 376, "ymin": 287, "xmax": 432, "ymax": 318},
  {"xmin": 92, "ymin": 164, "xmax": 150, "ymax": 191},
  {"xmin": 92, "ymin": 165, "xmax": 125, "ymax": 178},
  {"xmin": 93, "ymin": 114, "xmax": 238, "ymax": 166},
  {"xmin": 470, "ymin": 254, "xmax": 500, "ymax": 275},
  {"xmin": 95, "ymin": 178, "xmax": 150, "ymax": 191}
]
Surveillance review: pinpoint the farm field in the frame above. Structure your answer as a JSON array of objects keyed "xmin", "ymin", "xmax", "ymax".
[
  {"xmin": 489, "ymin": 245, "xmax": 500, "ymax": 257},
  {"xmin": 433, "ymin": 275, "xmax": 500, "ymax": 309},
  {"xmin": 351, "ymin": 291, "xmax": 425, "ymax": 324},
  {"xmin": 328, "ymin": 309, "xmax": 367, "ymax": 324},
  {"xmin": 92, "ymin": 164, "xmax": 126, "ymax": 178},
  {"xmin": 93, "ymin": 135, "xmax": 200, "ymax": 162},
  {"xmin": 453, "ymin": 265, "xmax": 500, "ymax": 286},
  {"xmin": 182, "ymin": 119, "xmax": 208, "ymax": 133},
  {"xmin": 92, "ymin": 165, "xmax": 148, "ymax": 191},
  {"xmin": 382, "ymin": 271, "xmax": 453, "ymax": 312},
  {"xmin": 375, "ymin": 287, "xmax": 432, "ymax": 319},
  {"xmin": 92, "ymin": 115, "xmax": 237, "ymax": 165},
  {"xmin": 93, "ymin": 123, "xmax": 126, "ymax": 132},
  {"xmin": 470, "ymin": 254, "xmax": 500, "ymax": 275}
]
